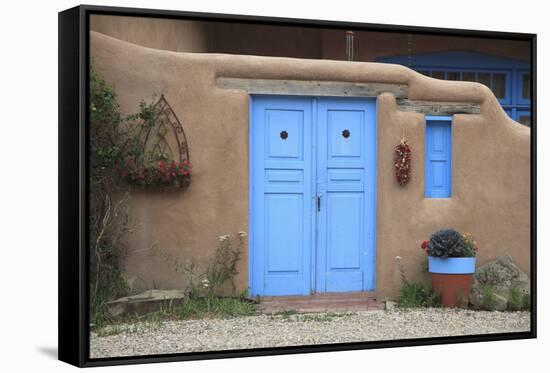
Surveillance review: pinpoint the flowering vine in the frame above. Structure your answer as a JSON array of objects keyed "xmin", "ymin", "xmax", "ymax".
[
  {"xmin": 117, "ymin": 95, "xmax": 192, "ymax": 189},
  {"xmin": 120, "ymin": 158, "xmax": 192, "ymax": 188}
]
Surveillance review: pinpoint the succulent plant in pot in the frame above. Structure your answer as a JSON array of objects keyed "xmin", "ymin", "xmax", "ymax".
[{"xmin": 420, "ymin": 229, "xmax": 478, "ymax": 307}]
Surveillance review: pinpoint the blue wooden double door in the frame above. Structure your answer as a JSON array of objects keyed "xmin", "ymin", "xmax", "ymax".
[{"xmin": 250, "ymin": 96, "xmax": 377, "ymax": 296}]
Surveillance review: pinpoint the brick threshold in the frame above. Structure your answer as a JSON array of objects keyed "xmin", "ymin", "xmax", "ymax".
[{"xmin": 258, "ymin": 292, "xmax": 385, "ymax": 313}]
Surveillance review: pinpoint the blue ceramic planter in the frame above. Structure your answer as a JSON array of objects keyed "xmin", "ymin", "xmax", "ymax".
[{"xmin": 428, "ymin": 256, "xmax": 476, "ymax": 274}]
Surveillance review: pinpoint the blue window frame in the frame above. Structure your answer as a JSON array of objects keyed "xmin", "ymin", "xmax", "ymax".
[
  {"xmin": 425, "ymin": 116, "xmax": 452, "ymax": 198},
  {"xmin": 414, "ymin": 69, "xmax": 512, "ymax": 105},
  {"xmin": 379, "ymin": 51, "xmax": 531, "ymax": 126},
  {"xmin": 517, "ymin": 70, "xmax": 531, "ymax": 106}
]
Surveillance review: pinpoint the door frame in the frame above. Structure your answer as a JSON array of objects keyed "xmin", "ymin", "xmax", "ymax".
[{"xmin": 248, "ymin": 94, "xmax": 378, "ymax": 296}]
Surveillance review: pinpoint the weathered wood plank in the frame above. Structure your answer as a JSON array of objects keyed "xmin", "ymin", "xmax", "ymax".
[
  {"xmin": 216, "ymin": 78, "xmax": 481, "ymax": 115},
  {"xmin": 217, "ymin": 77, "xmax": 409, "ymax": 98},
  {"xmin": 397, "ymin": 99, "xmax": 481, "ymax": 115}
]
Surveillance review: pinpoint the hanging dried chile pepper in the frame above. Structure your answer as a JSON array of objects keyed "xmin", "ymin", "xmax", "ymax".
[{"xmin": 395, "ymin": 138, "xmax": 411, "ymax": 186}]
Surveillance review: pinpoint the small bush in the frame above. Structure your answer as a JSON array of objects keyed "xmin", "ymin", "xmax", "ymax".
[
  {"xmin": 89, "ymin": 64, "xmax": 132, "ymax": 329},
  {"xmin": 397, "ymin": 282, "xmax": 441, "ymax": 308},
  {"xmin": 395, "ymin": 256, "xmax": 440, "ymax": 308},
  {"xmin": 205, "ymin": 234, "xmax": 243, "ymax": 297},
  {"xmin": 481, "ymin": 285, "xmax": 498, "ymax": 311},
  {"xmin": 508, "ymin": 287, "xmax": 530, "ymax": 311},
  {"xmin": 427, "ymin": 229, "xmax": 467, "ymax": 258},
  {"xmin": 507, "ymin": 287, "xmax": 522, "ymax": 311}
]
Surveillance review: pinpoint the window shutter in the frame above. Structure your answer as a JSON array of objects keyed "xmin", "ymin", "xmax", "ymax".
[{"xmin": 425, "ymin": 117, "xmax": 452, "ymax": 198}]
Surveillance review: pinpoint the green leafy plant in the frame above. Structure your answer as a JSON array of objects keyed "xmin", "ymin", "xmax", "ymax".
[
  {"xmin": 152, "ymin": 232, "xmax": 252, "ymax": 318},
  {"xmin": 121, "ymin": 97, "xmax": 192, "ymax": 188},
  {"xmin": 176, "ymin": 296, "xmax": 257, "ymax": 319},
  {"xmin": 95, "ymin": 295, "xmax": 257, "ymax": 336},
  {"xmin": 508, "ymin": 287, "xmax": 530, "ymax": 311},
  {"xmin": 420, "ymin": 230, "xmax": 478, "ymax": 259},
  {"xmin": 207, "ymin": 233, "xmax": 244, "ymax": 295},
  {"xmin": 89, "ymin": 63, "xmax": 132, "ymax": 328},
  {"xmin": 92, "ymin": 64, "xmax": 192, "ymax": 191},
  {"xmin": 481, "ymin": 285, "xmax": 498, "ymax": 311},
  {"xmin": 397, "ymin": 282, "xmax": 440, "ymax": 308},
  {"xmin": 180, "ymin": 232, "xmax": 250, "ymax": 316},
  {"xmin": 395, "ymin": 256, "xmax": 440, "ymax": 308},
  {"xmin": 176, "ymin": 232, "xmax": 245, "ymax": 299},
  {"xmin": 426, "ymin": 229, "xmax": 468, "ymax": 258},
  {"xmin": 89, "ymin": 65, "xmax": 196, "ymax": 329}
]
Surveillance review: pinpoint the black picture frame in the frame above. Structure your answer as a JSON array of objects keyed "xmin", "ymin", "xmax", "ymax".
[{"xmin": 58, "ymin": 4, "xmax": 537, "ymax": 367}]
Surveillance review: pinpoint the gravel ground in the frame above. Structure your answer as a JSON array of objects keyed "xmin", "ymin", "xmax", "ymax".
[{"xmin": 90, "ymin": 309, "xmax": 530, "ymax": 358}]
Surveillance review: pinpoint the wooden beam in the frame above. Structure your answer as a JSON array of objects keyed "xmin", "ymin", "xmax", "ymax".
[
  {"xmin": 397, "ymin": 99, "xmax": 481, "ymax": 115},
  {"xmin": 216, "ymin": 77, "xmax": 409, "ymax": 98},
  {"xmin": 216, "ymin": 78, "xmax": 481, "ymax": 115}
]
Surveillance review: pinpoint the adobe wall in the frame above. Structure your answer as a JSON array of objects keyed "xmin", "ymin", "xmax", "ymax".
[{"xmin": 90, "ymin": 31, "xmax": 530, "ymax": 299}]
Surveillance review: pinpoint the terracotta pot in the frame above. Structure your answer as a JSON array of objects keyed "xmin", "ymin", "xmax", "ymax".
[
  {"xmin": 428, "ymin": 256, "xmax": 476, "ymax": 308},
  {"xmin": 431, "ymin": 273, "xmax": 473, "ymax": 307}
]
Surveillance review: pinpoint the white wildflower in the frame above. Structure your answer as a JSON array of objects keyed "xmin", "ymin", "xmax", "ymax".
[
  {"xmin": 219, "ymin": 234, "xmax": 230, "ymax": 242},
  {"xmin": 201, "ymin": 279, "xmax": 210, "ymax": 288},
  {"xmin": 238, "ymin": 231, "xmax": 247, "ymax": 238},
  {"xmin": 395, "ymin": 256, "xmax": 402, "ymax": 261}
]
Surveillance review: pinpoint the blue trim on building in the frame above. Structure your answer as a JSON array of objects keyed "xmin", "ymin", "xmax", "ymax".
[
  {"xmin": 379, "ymin": 50, "xmax": 529, "ymax": 69},
  {"xmin": 428, "ymin": 256, "xmax": 476, "ymax": 274},
  {"xmin": 425, "ymin": 116, "xmax": 452, "ymax": 198}
]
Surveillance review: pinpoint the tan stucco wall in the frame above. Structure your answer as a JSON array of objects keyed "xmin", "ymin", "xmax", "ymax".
[{"xmin": 90, "ymin": 31, "xmax": 530, "ymax": 299}]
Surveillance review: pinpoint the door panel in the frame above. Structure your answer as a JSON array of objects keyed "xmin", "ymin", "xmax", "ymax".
[
  {"xmin": 328, "ymin": 110, "xmax": 363, "ymax": 158},
  {"xmin": 266, "ymin": 109, "xmax": 304, "ymax": 159},
  {"xmin": 327, "ymin": 193, "xmax": 363, "ymax": 270},
  {"xmin": 265, "ymin": 194, "xmax": 303, "ymax": 273},
  {"xmin": 250, "ymin": 96, "xmax": 314, "ymax": 296},
  {"xmin": 316, "ymin": 98, "xmax": 377, "ymax": 293}
]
